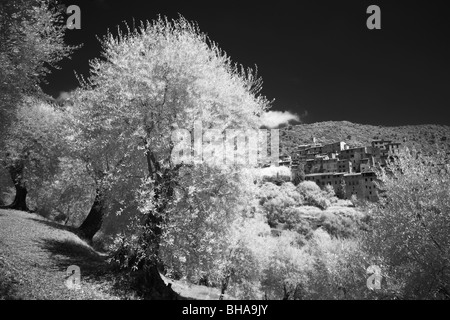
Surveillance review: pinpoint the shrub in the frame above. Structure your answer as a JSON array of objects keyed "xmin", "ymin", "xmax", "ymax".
[
  {"xmin": 301, "ymin": 229, "xmax": 371, "ymax": 300},
  {"xmin": 319, "ymin": 207, "xmax": 367, "ymax": 239},
  {"xmin": 283, "ymin": 207, "xmax": 314, "ymax": 240},
  {"xmin": 259, "ymin": 182, "xmax": 303, "ymax": 227},
  {"xmin": 297, "ymin": 181, "xmax": 334, "ymax": 210},
  {"xmin": 364, "ymin": 149, "xmax": 450, "ymax": 299},
  {"xmin": 257, "ymin": 166, "xmax": 292, "ymax": 184},
  {"xmin": 261, "ymin": 231, "xmax": 315, "ymax": 300}
]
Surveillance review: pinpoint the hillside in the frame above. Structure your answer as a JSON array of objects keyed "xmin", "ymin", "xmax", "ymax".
[
  {"xmin": 280, "ymin": 121, "xmax": 450, "ymax": 155},
  {"xmin": 0, "ymin": 209, "xmax": 132, "ymax": 299},
  {"xmin": 0, "ymin": 209, "xmax": 228, "ymax": 300}
]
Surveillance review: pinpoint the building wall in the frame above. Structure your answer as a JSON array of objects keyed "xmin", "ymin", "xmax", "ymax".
[
  {"xmin": 322, "ymin": 142, "xmax": 347, "ymax": 154},
  {"xmin": 304, "ymin": 172, "xmax": 379, "ymax": 201},
  {"xmin": 322, "ymin": 159, "xmax": 338, "ymax": 173},
  {"xmin": 295, "ymin": 140, "xmax": 399, "ymax": 202},
  {"xmin": 344, "ymin": 174, "xmax": 362, "ymax": 198},
  {"xmin": 338, "ymin": 160, "xmax": 352, "ymax": 173},
  {"xmin": 304, "ymin": 173, "xmax": 345, "ymax": 189},
  {"xmin": 361, "ymin": 172, "xmax": 378, "ymax": 201}
]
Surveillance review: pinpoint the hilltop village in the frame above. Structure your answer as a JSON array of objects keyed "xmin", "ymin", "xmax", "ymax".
[{"xmin": 277, "ymin": 139, "xmax": 402, "ymax": 201}]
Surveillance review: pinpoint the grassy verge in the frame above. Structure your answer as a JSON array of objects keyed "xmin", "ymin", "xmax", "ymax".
[{"xmin": 0, "ymin": 209, "xmax": 230, "ymax": 300}]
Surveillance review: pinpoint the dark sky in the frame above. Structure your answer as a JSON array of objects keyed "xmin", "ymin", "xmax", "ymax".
[{"xmin": 42, "ymin": 0, "xmax": 450, "ymax": 126}]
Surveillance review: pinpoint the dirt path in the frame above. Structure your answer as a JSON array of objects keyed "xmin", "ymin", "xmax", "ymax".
[
  {"xmin": 0, "ymin": 209, "xmax": 232, "ymax": 300},
  {"xmin": 0, "ymin": 209, "xmax": 132, "ymax": 300}
]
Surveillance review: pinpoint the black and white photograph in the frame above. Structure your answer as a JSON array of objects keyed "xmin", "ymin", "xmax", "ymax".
[{"xmin": 1, "ymin": 0, "xmax": 449, "ymax": 308}]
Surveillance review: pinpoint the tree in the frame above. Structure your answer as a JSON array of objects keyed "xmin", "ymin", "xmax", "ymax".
[
  {"xmin": 0, "ymin": 0, "xmax": 76, "ymax": 210},
  {"xmin": 67, "ymin": 90, "xmax": 145, "ymax": 243},
  {"xmin": 1, "ymin": 97, "xmax": 68, "ymax": 211},
  {"xmin": 220, "ymin": 215, "xmax": 271, "ymax": 300},
  {"xmin": 336, "ymin": 179, "xmax": 347, "ymax": 199},
  {"xmin": 158, "ymin": 167, "xmax": 267, "ymax": 298},
  {"xmin": 302, "ymin": 229, "xmax": 369, "ymax": 300},
  {"xmin": 75, "ymin": 16, "xmax": 269, "ymax": 298},
  {"xmin": 0, "ymin": 0, "xmax": 74, "ymax": 125},
  {"xmin": 365, "ymin": 149, "xmax": 450, "ymax": 299},
  {"xmin": 292, "ymin": 163, "xmax": 305, "ymax": 186},
  {"xmin": 35, "ymin": 156, "xmax": 96, "ymax": 225},
  {"xmin": 297, "ymin": 181, "xmax": 336, "ymax": 209},
  {"xmin": 258, "ymin": 182, "xmax": 303, "ymax": 227},
  {"xmin": 261, "ymin": 231, "xmax": 313, "ymax": 300}
]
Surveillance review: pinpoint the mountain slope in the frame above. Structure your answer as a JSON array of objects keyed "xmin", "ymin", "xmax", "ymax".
[
  {"xmin": 280, "ymin": 121, "xmax": 450, "ymax": 155},
  {"xmin": 0, "ymin": 209, "xmax": 231, "ymax": 300},
  {"xmin": 0, "ymin": 209, "xmax": 134, "ymax": 299}
]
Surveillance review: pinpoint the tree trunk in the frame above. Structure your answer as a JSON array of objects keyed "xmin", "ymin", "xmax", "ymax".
[
  {"xmin": 282, "ymin": 284, "xmax": 291, "ymax": 300},
  {"xmin": 78, "ymin": 189, "xmax": 104, "ymax": 243},
  {"xmin": 136, "ymin": 206, "xmax": 177, "ymax": 299},
  {"xmin": 133, "ymin": 150, "xmax": 178, "ymax": 299},
  {"xmin": 1, "ymin": 162, "xmax": 29, "ymax": 211},
  {"xmin": 140, "ymin": 261, "xmax": 176, "ymax": 299},
  {"xmin": 9, "ymin": 183, "xmax": 28, "ymax": 211},
  {"xmin": 220, "ymin": 275, "xmax": 231, "ymax": 300}
]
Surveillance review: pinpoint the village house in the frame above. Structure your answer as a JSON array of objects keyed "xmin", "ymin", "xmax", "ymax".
[
  {"xmin": 279, "ymin": 154, "xmax": 292, "ymax": 167},
  {"xmin": 291, "ymin": 138, "xmax": 401, "ymax": 201}
]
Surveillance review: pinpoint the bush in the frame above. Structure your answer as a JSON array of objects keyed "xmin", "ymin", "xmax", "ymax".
[
  {"xmin": 31, "ymin": 157, "xmax": 95, "ymax": 226},
  {"xmin": 301, "ymin": 229, "xmax": 371, "ymax": 300},
  {"xmin": 283, "ymin": 207, "xmax": 314, "ymax": 241},
  {"xmin": 261, "ymin": 231, "xmax": 315, "ymax": 300},
  {"xmin": 257, "ymin": 166, "xmax": 292, "ymax": 185},
  {"xmin": 260, "ymin": 229, "xmax": 372, "ymax": 300},
  {"xmin": 297, "ymin": 181, "xmax": 335, "ymax": 210},
  {"xmin": 259, "ymin": 182, "xmax": 303, "ymax": 227},
  {"xmin": 319, "ymin": 212, "xmax": 356, "ymax": 239},
  {"xmin": 319, "ymin": 207, "xmax": 367, "ymax": 239},
  {"xmin": 364, "ymin": 149, "xmax": 450, "ymax": 299}
]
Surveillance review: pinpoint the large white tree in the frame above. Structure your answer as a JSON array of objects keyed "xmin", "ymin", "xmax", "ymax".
[
  {"xmin": 365, "ymin": 149, "xmax": 450, "ymax": 299},
  {"xmin": 67, "ymin": 89, "xmax": 145, "ymax": 242},
  {"xmin": 0, "ymin": 0, "xmax": 75, "ymax": 129},
  {"xmin": 0, "ymin": 0, "xmax": 76, "ymax": 209},
  {"xmin": 1, "ymin": 97, "xmax": 68, "ymax": 211},
  {"xmin": 73, "ymin": 16, "xmax": 270, "ymax": 298}
]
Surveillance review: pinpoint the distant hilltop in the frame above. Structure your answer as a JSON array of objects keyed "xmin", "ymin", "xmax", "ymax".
[
  {"xmin": 277, "ymin": 139, "xmax": 401, "ymax": 202},
  {"xmin": 279, "ymin": 121, "xmax": 450, "ymax": 156},
  {"xmin": 270, "ymin": 121, "xmax": 450, "ymax": 202}
]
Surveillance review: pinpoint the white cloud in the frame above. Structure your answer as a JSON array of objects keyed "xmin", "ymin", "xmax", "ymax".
[
  {"xmin": 57, "ymin": 91, "xmax": 70, "ymax": 100},
  {"xmin": 57, "ymin": 91, "xmax": 71, "ymax": 101},
  {"xmin": 261, "ymin": 110, "xmax": 300, "ymax": 128}
]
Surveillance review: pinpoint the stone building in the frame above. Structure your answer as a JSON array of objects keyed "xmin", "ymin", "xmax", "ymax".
[{"xmin": 295, "ymin": 139, "xmax": 401, "ymax": 202}]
